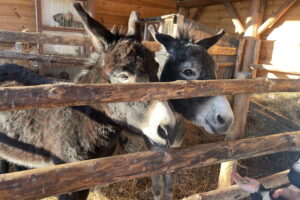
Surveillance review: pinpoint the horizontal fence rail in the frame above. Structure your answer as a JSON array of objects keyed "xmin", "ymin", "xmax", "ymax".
[
  {"xmin": 184, "ymin": 170, "xmax": 290, "ymax": 200},
  {"xmin": 0, "ymin": 79, "xmax": 300, "ymax": 111},
  {"xmin": 0, "ymin": 30, "xmax": 237, "ymax": 56},
  {"xmin": 0, "ymin": 51, "xmax": 89, "ymax": 65},
  {"xmin": 0, "ymin": 131, "xmax": 299, "ymax": 200}
]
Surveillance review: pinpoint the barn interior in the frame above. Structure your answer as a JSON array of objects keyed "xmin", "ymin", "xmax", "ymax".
[{"xmin": 0, "ymin": 0, "xmax": 299, "ymax": 200}]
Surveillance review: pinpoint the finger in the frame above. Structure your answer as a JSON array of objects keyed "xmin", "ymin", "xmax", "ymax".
[{"xmin": 273, "ymin": 189, "xmax": 283, "ymax": 198}]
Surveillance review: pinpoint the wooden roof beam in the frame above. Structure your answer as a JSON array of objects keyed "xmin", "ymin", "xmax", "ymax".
[
  {"xmin": 177, "ymin": 0, "xmax": 248, "ymax": 8},
  {"xmin": 257, "ymin": 0, "xmax": 298, "ymax": 35},
  {"xmin": 223, "ymin": 0, "xmax": 245, "ymax": 34}
]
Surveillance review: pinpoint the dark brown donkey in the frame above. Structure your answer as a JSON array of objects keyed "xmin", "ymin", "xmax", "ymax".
[{"xmin": 0, "ymin": 3, "xmax": 176, "ymax": 199}]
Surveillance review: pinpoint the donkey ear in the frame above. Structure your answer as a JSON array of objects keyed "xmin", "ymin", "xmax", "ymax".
[
  {"xmin": 196, "ymin": 29, "xmax": 225, "ymax": 49},
  {"xmin": 127, "ymin": 11, "xmax": 141, "ymax": 41},
  {"xmin": 73, "ymin": 3, "xmax": 115, "ymax": 52}
]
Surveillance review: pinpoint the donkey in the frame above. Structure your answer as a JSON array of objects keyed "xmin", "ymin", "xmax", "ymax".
[
  {"xmin": 0, "ymin": 3, "xmax": 177, "ymax": 199},
  {"xmin": 146, "ymin": 26, "xmax": 234, "ymax": 200}
]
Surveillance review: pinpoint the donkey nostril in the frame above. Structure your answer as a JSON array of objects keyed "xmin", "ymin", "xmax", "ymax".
[
  {"xmin": 158, "ymin": 125, "xmax": 168, "ymax": 139},
  {"xmin": 217, "ymin": 114, "xmax": 226, "ymax": 125}
]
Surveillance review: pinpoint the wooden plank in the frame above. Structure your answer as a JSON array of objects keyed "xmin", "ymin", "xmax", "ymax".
[
  {"xmin": 252, "ymin": 64, "xmax": 300, "ymax": 76},
  {"xmin": 208, "ymin": 46, "xmax": 237, "ymax": 55},
  {"xmin": 223, "ymin": 1, "xmax": 245, "ymax": 34},
  {"xmin": 0, "ymin": 31, "xmax": 91, "ymax": 46},
  {"xmin": 0, "ymin": 79, "xmax": 300, "ymax": 112},
  {"xmin": 41, "ymin": 26, "xmax": 85, "ymax": 34},
  {"xmin": 0, "ymin": 51, "xmax": 88, "ymax": 65},
  {"xmin": 189, "ymin": 6, "xmax": 203, "ymax": 20},
  {"xmin": 234, "ymin": 39, "xmax": 246, "ymax": 77},
  {"xmin": 177, "ymin": 0, "xmax": 248, "ymax": 8},
  {"xmin": 250, "ymin": 101, "xmax": 300, "ymax": 131},
  {"xmin": 257, "ymin": 0, "xmax": 298, "ymax": 35},
  {"xmin": 184, "ymin": 170, "xmax": 290, "ymax": 200},
  {"xmin": 0, "ymin": 31, "xmax": 238, "ymax": 55},
  {"xmin": 0, "ymin": 131, "xmax": 300, "ymax": 200}
]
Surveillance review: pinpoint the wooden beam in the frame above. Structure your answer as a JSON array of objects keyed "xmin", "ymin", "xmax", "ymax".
[
  {"xmin": 0, "ymin": 31, "xmax": 237, "ymax": 55},
  {"xmin": 184, "ymin": 170, "xmax": 290, "ymax": 200},
  {"xmin": 218, "ymin": 0, "xmax": 264, "ymax": 188},
  {"xmin": 0, "ymin": 79, "xmax": 300, "ymax": 112},
  {"xmin": 257, "ymin": 0, "xmax": 298, "ymax": 35},
  {"xmin": 250, "ymin": 101, "xmax": 300, "ymax": 131},
  {"xmin": 223, "ymin": 1, "xmax": 245, "ymax": 34},
  {"xmin": 208, "ymin": 46, "xmax": 238, "ymax": 55},
  {"xmin": 0, "ymin": 51, "xmax": 89, "ymax": 65},
  {"xmin": 0, "ymin": 131, "xmax": 300, "ymax": 200},
  {"xmin": 252, "ymin": 64, "xmax": 300, "ymax": 76},
  {"xmin": 0, "ymin": 31, "xmax": 91, "ymax": 47},
  {"xmin": 189, "ymin": 6, "xmax": 203, "ymax": 20},
  {"xmin": 234, "ymin": 39, "xmax": 246, "ymax": 77},
  {"xmin": 177, "ymin": 0, "xmax": 248, "ymax": 8},
  {"xmin": 178, "ymin": 7, "xmax": 189, "ymax": 18}
]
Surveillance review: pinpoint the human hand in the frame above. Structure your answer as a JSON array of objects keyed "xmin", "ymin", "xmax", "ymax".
[
  {"xmin": 272, "ymin": 187, "xmax": 300, "ymax": 200},
  {"xmin": 231, "ymin": 172, "xmax": 260, "ymax": 193}
]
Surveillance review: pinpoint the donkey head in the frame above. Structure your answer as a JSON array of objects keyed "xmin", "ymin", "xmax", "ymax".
[
  {"xmin": 74, "ymin": 3, "xmax": 176, "ymax": 147},
  {"xmin": 149, "ymin": 26, "xmax": 234, "ymax": 134}
]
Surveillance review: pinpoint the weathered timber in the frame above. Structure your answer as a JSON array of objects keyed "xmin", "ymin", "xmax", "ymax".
[
  {"xmin": 252, "ymin": 64, "xmax": 300, "ymax": 76},
  {"xmin": 250, "ymin": 101, "xmax": 300, "ymax": 132},
  {"xmin": 218, "ymin": 72, "xmax": 253, "ymax": 189},
  {"xmin": 177, "ymin": 0, "xmax": 248, "ymax": 8},
  {"xmin": 0, "ymin": 51, "xmax": 89, "ymax": 65},
  {"xmin": 184, "ymin": 170, "xmax": 290, "ymax": 200},
  {"xmin": 1, "ymin": 79, "xmax": 300, "ymax": 111},
  {"xmin": 234, "ymin": 39, "xmax": 246, "ymax": 77},
  {"xmin": 223, "ymin": 1, "xmax": 245, "ymax": 34},
  {"xmin": 218, "ymin": 63, "xmax": 235, "ymax": 67},
  {"xmin": 189, "ymin": 6, "xmax": 203, "ymax": 20},
  {"xmin": 178, "ymin": 7, "xmax": 189, "ymax": 18},
  {"xmin": 208, "ymin": 46, "xmax": 237, "ymax": 55},
  {"xmin": 0, "ymin": 30, "xmax": 91, "ymax": 46},
  {"xmin": 0, "ymin": 131, "xmax": 300, "ymax": 200},
  {"xmin": 218, "ymin": 0, "xmax": 265, "ymax": 189},
  {"xmin": 0, "ymin": 30, "xmax": 237, "ymax": 55},
  {"xmin": 257, "ymin": 0, "xmax": 298, "ymax": 35}
]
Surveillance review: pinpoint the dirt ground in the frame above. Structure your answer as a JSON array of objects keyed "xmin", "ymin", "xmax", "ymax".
[{"xmin": 42, "ymin": 92, "xmax": 300, "ymax": 200}]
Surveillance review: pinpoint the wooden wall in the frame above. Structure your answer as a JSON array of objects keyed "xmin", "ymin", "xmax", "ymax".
[
  {"xmin": 94, "ymin": 0, "xmax": 176, "ymax": 28},
  {"xmin": 0, "ymin": 0, "xmax": 36, "ymax": 32},
  {"xmin": 189, "ymin": 0, "xmax": 300, "ymax": 77}
]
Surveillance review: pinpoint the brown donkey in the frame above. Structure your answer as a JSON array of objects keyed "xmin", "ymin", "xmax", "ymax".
[{"xmin": 0, "ymin": 3, "xmax": 176, "ymax": 199}]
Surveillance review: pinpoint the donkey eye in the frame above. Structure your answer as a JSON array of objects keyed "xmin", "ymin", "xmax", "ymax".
[
  {"xmin": 117, "ymin": 73, "xmax": 129, "ymax": 81},
  {"xmin": 182, "ymin": 69, "xmax": 195, "ymax": 76}
]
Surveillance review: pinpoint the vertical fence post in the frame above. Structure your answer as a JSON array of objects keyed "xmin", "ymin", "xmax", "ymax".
[{"xmin": 218, "ymin": 0, "xmax": 266, "ymax": 189}]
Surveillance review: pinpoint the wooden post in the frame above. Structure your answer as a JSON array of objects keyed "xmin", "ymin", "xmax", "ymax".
[
  {"xmin": 218, "ymin": 0, "xmax": 265, "ymax": 189},
  {"xmin": 178, "ymin": 7, "xmax": 189, "ymax": 18},
  {"xmin": 189, "ymin": 6, "xmax": 203, "ymax": 20}
]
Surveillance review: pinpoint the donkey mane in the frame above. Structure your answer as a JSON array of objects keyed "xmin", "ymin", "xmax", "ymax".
[{"xmin": 177, "ymin": 25, "xmax": 199, "ymax": 44}]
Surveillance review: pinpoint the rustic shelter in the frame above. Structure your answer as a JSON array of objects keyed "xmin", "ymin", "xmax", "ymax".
[{"xmin": 0, "ymin": 0, "xmax": 300, "ymax": 199}]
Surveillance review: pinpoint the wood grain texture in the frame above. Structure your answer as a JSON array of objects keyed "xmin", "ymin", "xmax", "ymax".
[
  {"xmin": 257, "ymin": 0, "xmax": 298, "ymax": 35},
  {"xmin": 0, "ymin": 131, "xmax": 300, "ymax": 200},
  {"xmin": 0, "ymin": 31, "xmax": 237, "ymax": 55},
  {"xmin": 0, "ymin": 79, "xmax": 300, "ymax": 112},
  {"xmin": 223, "ymin": 1, "xmax": 245, "ymax": 33},
  {"xmin": 184, "ymin": 170, "xmax": 290, "ymax": 200},
  {"xmin": 178, "ymin": 0, "xmax": 248, "ymax": 8},
  {"xmin": 0, "ymin": 51, "xmax": 89, "ymax": 65},
  {"xmin": 0, "ymin": 0, "xmax": 36, "ymax": 32}
]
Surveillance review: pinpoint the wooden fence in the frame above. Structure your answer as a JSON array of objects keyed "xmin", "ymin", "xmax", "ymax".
[{"xmin": 0, "ymin": 30, "xmax": 300, "ymax": 200}]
